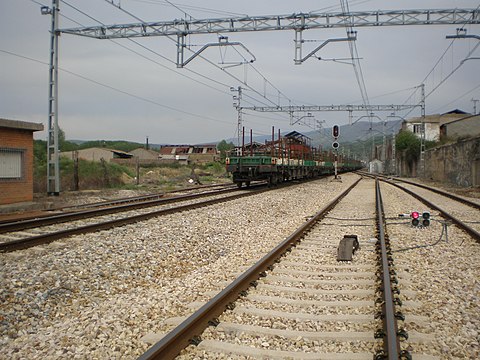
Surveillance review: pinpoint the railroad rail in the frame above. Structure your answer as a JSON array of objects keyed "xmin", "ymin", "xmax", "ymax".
[
  {"xmin": 357, "ymin": 171, "xmax": 480, "ymax": 210},
  {"xmin": 0, "ymin": 185, "xmax": 241, "ymax": 235},
  {"xmin": 0, "ymin": 185, "xmax": 265, "ymax": 252},
  {"xmin": 138, "ymin": 177, "xmax": 420, "ymax": 359},
  {"xmin": 373, "ymin": 177, "xmax": 480, "ymax": 243},
  {"xmin": 56, "ymin": 183, "xmax": 235, "ymax": 212},
  {"xmin": 0, "ymin": 183, "xmax": 237, "ymax": 225}
]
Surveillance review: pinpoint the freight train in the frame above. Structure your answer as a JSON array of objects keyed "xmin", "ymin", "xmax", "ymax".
[{"xmin": 226, "ymin": 130, "xmax": 363, "ymax": 187}]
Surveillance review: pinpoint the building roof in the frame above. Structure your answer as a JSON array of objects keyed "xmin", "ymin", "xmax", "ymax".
[
  {"xmin": 111, "ymin": 149, "xmax": 133, "ymax": 158},
  {"xmin": 443, "ymin": 109, "xmax": 468, "ymax": 115},
  {"xmin": 284, "ymin": 130, "xmax": 311, "ymax": 141},
  {"xmin": 440, "ymin": 114, "xmax": 480, "ymax": 127},
  {"xmin": 0, "ymin": 118, "xmax": 44, "ymax": 132},
  {"xmin": 406, "ymin": 111, "xmax": 470, "ymax": 126}
]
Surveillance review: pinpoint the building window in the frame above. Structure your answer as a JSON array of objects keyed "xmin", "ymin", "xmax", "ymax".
[
  {"xmin": 0, "ymin": 148, "xmax": 25, "ymax": 180},
  {"xmin": 413, "ymin": 124, "xmax": 422, "ymax": 134}
]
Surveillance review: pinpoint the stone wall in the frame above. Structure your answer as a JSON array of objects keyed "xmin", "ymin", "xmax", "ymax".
[{"xmin": 423, "ymin": 137, "xmax": 480, "ymax": 187}]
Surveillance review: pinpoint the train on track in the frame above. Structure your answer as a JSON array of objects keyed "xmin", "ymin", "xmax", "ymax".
[{"xmin": 226, "ymin": 130, "xmax": 363, "ymax": 187}]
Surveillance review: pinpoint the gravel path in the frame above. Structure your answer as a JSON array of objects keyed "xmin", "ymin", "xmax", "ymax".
[{"xmin": 0, "ymin": 175, "xmax": 358, "ymax": 359}]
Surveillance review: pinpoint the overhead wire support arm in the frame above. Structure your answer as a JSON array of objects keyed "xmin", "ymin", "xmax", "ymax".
[
  {"xmin": 446, "ymin": 28, "xmax": 480, "ymax": 41},
  {"xmin": 295, "ymin": 31, "xmax": 357, "ymax": 65},
  {"xmin": 177, "ymin": 36, "xmax": 256, "ymax": 68}
]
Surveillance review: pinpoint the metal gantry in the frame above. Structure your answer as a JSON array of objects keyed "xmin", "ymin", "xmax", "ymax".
[
  {"xmin": 241, "ymin": 104, "xmax": 418, "ymax": 113},
  {"xmin": 59, "ymin": 8, "xmax": 480, "ymax": 39}
]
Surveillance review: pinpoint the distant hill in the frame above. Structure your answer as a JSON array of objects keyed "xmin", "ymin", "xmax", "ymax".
[
  {"xmin": 64, "ymin": 120, "xmax": 403, "ymax": 153},
  {"xmin": 225, "ymin": 120, "xmax": 403, "ymax": 148}
]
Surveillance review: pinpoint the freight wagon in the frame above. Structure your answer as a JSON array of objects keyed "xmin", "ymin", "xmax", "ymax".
[{"xmin": 226, "ymin": 130, "xmax": 362, "ymax": 187}]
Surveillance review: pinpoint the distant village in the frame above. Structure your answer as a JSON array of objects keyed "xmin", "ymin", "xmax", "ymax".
[{"xmin": 60, "ymin": 144, "xmax": 220, "ymax": 166}]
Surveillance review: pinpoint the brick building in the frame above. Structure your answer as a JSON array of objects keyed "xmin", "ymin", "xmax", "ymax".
[{"xmin": 0, "ymin": 118, "xmax": 43, "ymax": 205}]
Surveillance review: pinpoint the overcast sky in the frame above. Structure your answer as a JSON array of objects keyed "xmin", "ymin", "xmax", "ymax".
[{"xmin": 1, "ymin": 0, "xmax": 479, "ymax": 145}]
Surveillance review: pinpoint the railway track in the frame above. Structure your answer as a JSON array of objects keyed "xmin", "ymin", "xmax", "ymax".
[
  {"xmin": 2, "ymin": 174, "xmax": 478, "ymax": 359},
  {"xmin": 0, "ymin": 184, "xmax": 263, "ymax": 252},
  {"xmin": 56, "ymin": 183, "xmax": 236, "ymax": 212},
  {"xmin": 0, "ymin": 183, "xmax": 236, "ymax": 225},
  {"xmin": 361, "ymin": 173, "xmax": 480, "ymax": 243},
  {"xmin": 357, "ymin": 171, "xmax": 480, "ymax": 210},
  {"xmin": 139, "ymin": 177, "xmax": 440, "ymax": 359}
]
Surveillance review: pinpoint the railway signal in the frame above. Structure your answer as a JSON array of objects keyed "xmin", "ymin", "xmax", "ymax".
[
  {"xmin": 421, "ymin": 211, "xmax": 430, "ymax": 226},
  {"xmin": 410, "ymin": 211, "xmax": 430, "ymax": 227},
  {"xmin": 411, "ymin": 211, "xmax": 420, "ymax": 226},
  {"xmin": 332, "ymin": 125, "xmax": 339, "ymax": 139},
  {"xmin": 332, "ymin": 141, "xmax": 339, "ymax": 149}
]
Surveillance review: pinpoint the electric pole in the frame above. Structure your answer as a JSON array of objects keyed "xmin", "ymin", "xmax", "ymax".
[
  {"xmin": 231, "ymin": 86, "xmax": 243, "ymax": 151},
  {"xmin": 472, "ymin": 98, "xmax": 479, "ymax": 115},
  {"xmin": 419, "ymin": 83, "xmax": 426, "ymax": 178},
  {"xmin": 43, "ymin": 0, "xmax": 60, "ymax": 195}
]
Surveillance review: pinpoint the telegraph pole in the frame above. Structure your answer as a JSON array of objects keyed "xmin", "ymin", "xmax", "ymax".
[
  {"xmin": 43, "ymin": 0, "xmax": 60, "ymax": 195},
  {"xmin": 472, "ymin": 98, "xmax": 479, "ymax": 115}
]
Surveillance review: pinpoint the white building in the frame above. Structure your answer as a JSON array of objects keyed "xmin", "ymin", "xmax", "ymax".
[{"xmin": 402, "ymin": 110, "xmax": 469, "ymax": 141}]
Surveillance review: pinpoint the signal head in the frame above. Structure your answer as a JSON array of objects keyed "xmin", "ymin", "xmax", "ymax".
[
  {"xmin": 422, "ymin": 211, "xmax": 430, "ymax": 227},
  {"xmin": 411, "ymin": 211, "xmax": 420, "ymax": 226},
  {"xmin": 332, "ymin": 125, "xmax": 339, "ymax": 138}
]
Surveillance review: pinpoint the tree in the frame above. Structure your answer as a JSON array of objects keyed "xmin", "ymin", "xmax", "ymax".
[
  {"xmin": 396, "ymin": 130, "xmax": 420, "ymax": 173},
  {"xmin": 57, "ymin": 127, "xmax": 79, "ymax": 151},
  {"xmin": 217, "ymin": 140, "xmax": 235, "ymax": 162}
]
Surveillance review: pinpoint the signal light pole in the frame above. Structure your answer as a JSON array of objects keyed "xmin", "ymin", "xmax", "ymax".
[{"xmin": 332, "ymin": 125, "xmax": 339, "ymax": 179}]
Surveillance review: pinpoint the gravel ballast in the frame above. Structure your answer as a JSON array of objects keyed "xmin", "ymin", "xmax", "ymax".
[
  {"xmin": 0, "ymin": 175, "xmax": 358, "ymax": 359},
  {"xmin": 1, "ymin": 174, "xmax": 478, "ymax": 359}
]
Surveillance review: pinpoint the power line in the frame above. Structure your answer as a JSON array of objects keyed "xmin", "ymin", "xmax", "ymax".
[
  {"xmin": 102, "ymin": 0, "xmax": 295, "ymax": 122},
  {"xmin": 61, "ymin": 0, "xmax": 234, "ymax": 96},
  {"xmin": 431, "ymin": 82, "xmax": 480, "ymax": 113},
  {"xmin": 27, "ymin": 0, "xmax": 84, "ymax": 25},
  {"xmin": 309, "ymin": 0, "xmax": 373, "ymax": 13},
  {"xmin": 425, "ymin": 41, "xmax": 480, "ymax": 99},
  {"xmin": 127, "ymin": 0, "xmax": 248, "ymax": 17},
  {"xmin": 0, "ymin": 48, "xmax": 233, "ymax": 125},
  {"xmin": 156, "ymin": 0, "xmax": 295, "ymax": 110},
  {"xmin": 340, "ymin": 0, "xmax": 370, "ymax": 115},
  {"xmin": 401, "ymin": 2, "xmax": 480, "ymax": 117}
]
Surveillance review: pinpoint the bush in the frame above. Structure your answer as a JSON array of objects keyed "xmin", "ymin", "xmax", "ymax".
[
  {"xmin": 200, "ymin": 161, "xmax": 225, "ymax": 174},
  {"xmin": 396, "ymin": 130, "xmax": 420, "ymax": 163},
  {"xmin": 33, "ymin": 154, "xmax": 134, "ymax": 192}
]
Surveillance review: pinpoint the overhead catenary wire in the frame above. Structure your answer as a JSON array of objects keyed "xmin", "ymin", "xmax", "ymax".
[
  {"xmin": 431, "ymin": 82, "xmax": 480, "ymax": 113},
  {"xmin": 101, "ymin": 0, "xmax": 296, "ymax": 123},
  {"xmin": 127, "ymin": 0, "xmax": 249, "ymax": 17},
  {"xmin": 60, "ymin": 0, "xmax": 234, "ymax": 95},
  {"xmin": 27, "ymin": 0, "xmax": 242, "ymax": 124},
  {"xmin": 400, "ymin": 2, "xmax": 480, "ymax": 118},
  {"xmin": 149, "ymin": 0, "xmax": 296, "ymax": 114},
  {"xmin": 0, "ymin": 48, "xmax": 233, "ymax": 126},
  {"xmin": 340, "ymin": 0, "xmax": 370, "ymax": 111}
]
